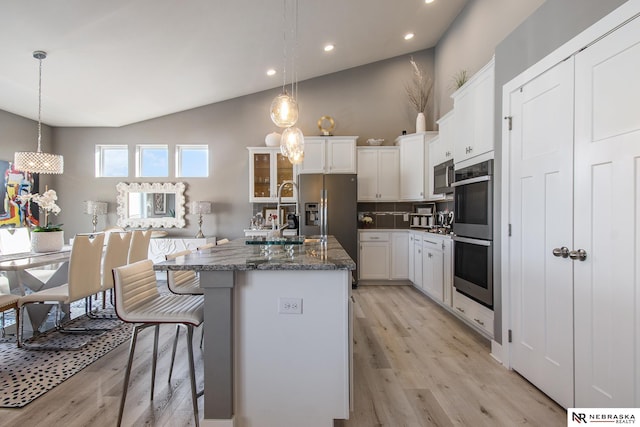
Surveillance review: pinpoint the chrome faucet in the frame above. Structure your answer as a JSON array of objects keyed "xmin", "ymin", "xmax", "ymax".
[{"xmin": 276, "ymin": 180, "xmax": 299, "ymax": 228}]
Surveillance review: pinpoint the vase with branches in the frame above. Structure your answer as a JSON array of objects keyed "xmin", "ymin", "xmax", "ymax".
[{"xmin": 405, "ymin": 56, "xmax": 433, "ymax": 133}]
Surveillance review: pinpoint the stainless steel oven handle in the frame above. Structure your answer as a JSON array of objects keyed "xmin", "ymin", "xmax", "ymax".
[
  {"xmin": 451, "ymin": 175, "xmax": 491, "ymax": 187},
  {"xmin": 452, "ymin": 236, "xmax": 491, "ymax": 246}
]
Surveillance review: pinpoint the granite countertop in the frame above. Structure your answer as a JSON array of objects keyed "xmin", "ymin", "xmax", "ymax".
[{"xmin": 153, "ymin": 236, "xmax": 356, "ymax": 272}]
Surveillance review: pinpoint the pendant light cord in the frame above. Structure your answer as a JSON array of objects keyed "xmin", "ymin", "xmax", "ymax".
[
  {"xmin": 281, "ymin": 0, "xmax": 287, "ymax": 94},
  {"xmin": 35, "ymin": 51, "xmax": 45, "ymax": 153}
]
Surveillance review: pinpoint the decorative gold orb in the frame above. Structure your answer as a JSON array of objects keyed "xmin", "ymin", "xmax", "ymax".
[{"xmin": 317, "ymin": 115, "xmax": 335, "ymax": 136}]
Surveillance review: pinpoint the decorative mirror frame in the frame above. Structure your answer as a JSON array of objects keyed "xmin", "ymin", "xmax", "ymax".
[{"xmin": 116, "ymin": 182, "xmax": 186, "ymax": 228}]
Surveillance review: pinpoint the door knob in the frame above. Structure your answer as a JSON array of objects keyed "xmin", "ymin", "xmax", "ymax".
[
  {"xmin": 569, "ymin": 249, "xmax": 587, "ymax": 261},
  {"xmin": 552, "ymin": 247, "xmax": 570, "ymax": 258}
]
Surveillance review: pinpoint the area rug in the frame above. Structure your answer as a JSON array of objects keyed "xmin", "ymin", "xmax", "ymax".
[{"xmin": 0, "ymin": 314, "xmax": 132, "ymax": 408}]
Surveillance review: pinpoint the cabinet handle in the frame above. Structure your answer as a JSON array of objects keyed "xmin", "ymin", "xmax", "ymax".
[
  {"xmin": 456, "ymin": 306, "xmax": 465, "ymax": 313},
  {"xmin": 370, "ymin": 237, "xmax": 380, "ymax": 240},
  {"xmin": 428, "ymin": 253, "xmax": 432, "ymax": 258},
  {"xmin": 473, "ymin": 318, "xmax": 485, "ymax": 326}
]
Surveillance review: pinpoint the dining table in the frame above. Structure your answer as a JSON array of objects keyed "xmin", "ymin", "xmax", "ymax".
[{"xmin": 0, "ymin": 247, "xmax": 72, "ymax": 334}]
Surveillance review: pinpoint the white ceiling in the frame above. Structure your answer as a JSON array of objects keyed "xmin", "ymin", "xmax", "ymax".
[{"xmin": 0, "ymin": 0, "xmax": 467, "ymax": 127}]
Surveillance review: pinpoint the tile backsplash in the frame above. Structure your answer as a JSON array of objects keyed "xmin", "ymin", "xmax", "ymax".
[{"xmin": 358, "ymin": 200, "xmax": 453, "ymax": 230}]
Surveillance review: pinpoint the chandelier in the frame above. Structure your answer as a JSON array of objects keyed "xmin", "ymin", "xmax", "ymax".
[
  {"xmin": 14, "ymin": 51, "xmax": 64, "ymax": 174},
  {"xmin": 270, "ymin": 0, "xmax": 304, "ymax": 165}
]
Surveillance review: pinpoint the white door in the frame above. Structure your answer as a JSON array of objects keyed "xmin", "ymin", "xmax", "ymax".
[
  {"xmin": 508, "ymin": 58, "xmax": 575, "ymax": 408},
  {"xmin": 356, "ymin": 149, "xmax": 378, "ymax": 201},
  {"xmin": 377, "ymin": 149, "xmax": 400, "ymax": 201},
  {"xmin": 390, "ymin": 232, "xmax": 409, "ymax": 280},
  {"xmin": 573, "ymin": 17, "xmax": 640, "ymax": 408},
  {"xmin": 327, "ymin": 139, "xmax": 356, "ymax": 173},
  {"xmin": 299, "ymin": 139, "xmax": 325, "ymax": 174},
  {"xmin": 399, "ymin": 135, "xmax": 424, "ymax": 200},
  {"xmin": 359, "ymin": 242, "xmax": 389, "ymax": 280}
]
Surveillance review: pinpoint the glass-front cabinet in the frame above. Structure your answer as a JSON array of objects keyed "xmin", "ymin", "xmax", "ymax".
[{"xmin": 248, "ymin": 147, "xmax": 297, "ymax": 202}]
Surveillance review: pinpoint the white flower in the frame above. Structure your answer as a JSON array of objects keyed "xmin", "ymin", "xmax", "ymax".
[{"xmin": 18, "ymin": 189, "xmax": 62, "ymax": 215}]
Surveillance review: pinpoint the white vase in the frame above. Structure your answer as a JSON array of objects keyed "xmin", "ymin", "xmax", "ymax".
[
  {"xmin": 31, "ymin": 230, "xmax": 64, "ymax": 253},
  {"xmin": 416, "ymin": 112, "xmax": 426, "ymax": 133}
]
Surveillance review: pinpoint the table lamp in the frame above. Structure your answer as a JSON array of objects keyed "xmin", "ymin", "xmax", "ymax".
[
  {"xmin": 189, "ymin": 201, "xmax": 212, "ymax": 238},
  {"xmin": 83, "ymin": 201, "xmax": 108, "ymax": 233}
]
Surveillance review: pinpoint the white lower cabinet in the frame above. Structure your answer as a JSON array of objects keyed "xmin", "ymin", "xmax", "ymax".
[
  {"xmin": 358, "ymin": 231, "xmax": 389, "ymax": 280},
  {"xmin": 452, "ymin": 290, "xmax": 494, "ymax": 337},
  {"xmin": 408, "ymin": 231, "xmax": 454, "ymax": 307},
  {"xmin": 421, "ymin": 236, "xmax": 444, "ymax": 301},
  {"xmin": 390, "ymin": 232, "xmax": 408, "ymax": 279},
  {"xmin": 359, "ymin": 230, "xmax": 408, "ymax": 281}
]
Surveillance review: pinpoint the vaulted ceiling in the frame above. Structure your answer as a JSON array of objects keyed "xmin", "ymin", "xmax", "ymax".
[{"xmin": 0, "ymin": 0, "xmax": 466, "ymax": 127}]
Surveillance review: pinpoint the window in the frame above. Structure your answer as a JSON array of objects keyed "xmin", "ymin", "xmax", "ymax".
[
  {"xmin": 176, "ymin": 145, "xmax": 209, "ymax": 177},
  {"xmin": 95, "ymin": 145, "xmax": 128, "ymax": 177},
  {"xmin": 136, "ymin": 145, "xmax": 169, "ymax": 177}
]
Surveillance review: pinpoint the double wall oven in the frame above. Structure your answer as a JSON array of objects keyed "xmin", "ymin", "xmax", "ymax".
[{"xmin": 451, "ymin": 160, "xmax": 493, "ymax": 309}]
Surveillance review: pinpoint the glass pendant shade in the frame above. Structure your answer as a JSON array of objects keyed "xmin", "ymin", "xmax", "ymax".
[
  {"xmin": 270, "ymin": 91, "xmax": 299, "ymax": 128},
  {"xmin": 14, "ymin": 151, "xmax": 64, "ymax": 174},
  {"xmin": 281, "ymin": 126, "xmax": 304, "ymax": 164}
]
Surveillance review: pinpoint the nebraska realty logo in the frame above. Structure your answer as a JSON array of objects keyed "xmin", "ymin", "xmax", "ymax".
[{"xmin": 568, "ymin": 408, "xmax": 638, "ymax": 425}]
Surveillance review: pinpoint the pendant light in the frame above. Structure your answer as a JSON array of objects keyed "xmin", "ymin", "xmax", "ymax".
[
  {"xmin": 270, "ymin": 0, "xmax": 304, "ymax": 164},
  {"xmin": 14, "ymin": 51, "xmax": 64, "ymax": 175}
]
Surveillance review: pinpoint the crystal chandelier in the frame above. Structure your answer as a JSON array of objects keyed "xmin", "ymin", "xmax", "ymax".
[
  {"xmin": 270, "ymin": 0, "xmax": 304, "ymax": 164},
  {"xmin": 14, "ymin": 51, "xmax": 64, "ymax": 174}
]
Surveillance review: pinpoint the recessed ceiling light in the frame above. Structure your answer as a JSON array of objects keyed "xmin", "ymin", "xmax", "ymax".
[
  {"xmin": 404, "ymin": 33, "xmax": 414, "ymax": 41},
  {"xmin": 324, "ymin": 44, "xmax": 334, "ymax": 52},
  {"xmin": 267, "ymin": 69, "xmax": 277, "ymax": 76},
  {"xmin": 425, "ymin": 0, "xmax": 435, "ymax": 4}
]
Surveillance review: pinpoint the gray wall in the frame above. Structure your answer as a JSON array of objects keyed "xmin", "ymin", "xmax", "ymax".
[
  {"xmin": 433, "ymin": 0, "xmax": 545, "ymax": 118},
  {"xmin": 0, "ymin": 109, "xmax": 56, "ymax": 196},
  {"xmin": 50, "ymin": 49, "xmax": 435, "ymax": 240}
]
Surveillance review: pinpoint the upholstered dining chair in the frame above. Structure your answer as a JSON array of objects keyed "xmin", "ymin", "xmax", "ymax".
[
  {"xmin": 112, "ymin": 259, "xmax": 204, "ymax": 427},
  {"xmin": 0, "ymin": 227, "xmax": 32, "ymax": 254},
  {"xmin": 127, "ymin": 229, "xmax": 152, "ymax": 264},
  {"xmin": 0, "ymin": 294, "xmax": 20, "ymax": 346},
  {"xmin": 17, "ymin": 232, "xmax": 105, "ymax": 345},
  {"xmin": 0, "ymin": 227, "xmax": 57, "ymax": 283},
  {"xmin": 100, "ymin": 231, "xmax": 132, "ymax": 310}
]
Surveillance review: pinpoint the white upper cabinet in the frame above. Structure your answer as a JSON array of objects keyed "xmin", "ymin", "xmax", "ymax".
[
  {"xmin": 247, "ymin": 147, "xmax": 297, "ymax": 203},
  {"xmin": 432, "ymin": 110, "xmax": 455, "ymax": 167},
  {"xmin": 356, "ymin": 147, "xmax": 399, "ymax": 201},
  {"xmin": 452, "ymin": 57, "xmax": 495, "ymax": 165},
  {"xmin": 298, "ymin": 136, "xmax": 357, "ymax": 174},
  {"xmin": 395, "ymin": 131, "xmax": 438, "ymax": 201}
]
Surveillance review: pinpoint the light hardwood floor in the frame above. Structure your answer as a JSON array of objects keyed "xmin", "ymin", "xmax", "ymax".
[{"xmin": 0, "ymin": 285, "xmax": 566, "ymax": 426}]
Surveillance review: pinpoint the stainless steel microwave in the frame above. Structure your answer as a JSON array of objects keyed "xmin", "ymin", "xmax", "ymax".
[{"xmin": 433, "ymin": 159, "xmax": 454, "ymax": 194}]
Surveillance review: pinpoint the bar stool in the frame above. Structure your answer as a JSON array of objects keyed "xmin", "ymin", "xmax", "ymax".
[{"xmin": 112, "ymin": 259, "xmax": 204, "ymax": 427}]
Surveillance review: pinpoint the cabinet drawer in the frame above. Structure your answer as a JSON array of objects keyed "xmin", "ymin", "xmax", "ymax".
[
  {"xmin": 452, "ymin": 290, "xmax": 494, "ymax": 337},
  {"xmin": 421, "ymin": 236, "xmax": 443, "ymax": 249},
  {"xmin": 359, "ymin": 232, "xmax": 389, "ymax": 242}
]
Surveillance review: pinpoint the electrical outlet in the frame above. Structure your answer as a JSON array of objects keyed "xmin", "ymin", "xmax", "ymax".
[{"xmin": 278, "ymin": 297, "xmax": 303, "ymax": 314}]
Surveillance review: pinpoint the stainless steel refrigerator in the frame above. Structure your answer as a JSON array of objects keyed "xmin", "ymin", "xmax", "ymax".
[{"xmin": 298, "ymin": 174, "xmax": 358, "ymax": 281}]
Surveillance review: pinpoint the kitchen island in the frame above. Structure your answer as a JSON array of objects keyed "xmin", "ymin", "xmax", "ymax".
[{"xmin": 154, "ymin": 236, "xmax": 355, "ymax": 427}]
